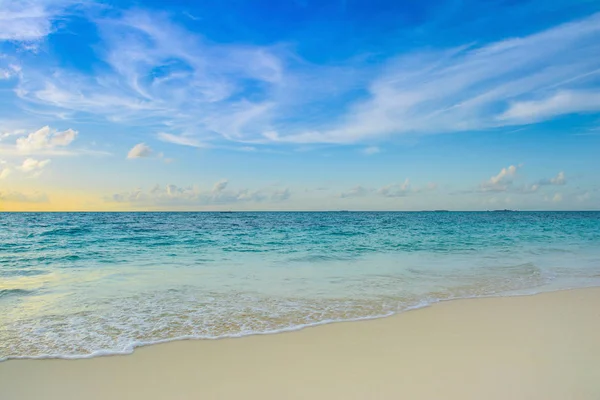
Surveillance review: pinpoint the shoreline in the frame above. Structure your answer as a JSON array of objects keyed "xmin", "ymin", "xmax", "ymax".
[
  {"xmin": 2, "ymin": 287, "xmax": 599, "ymax": 399},
  {"xmin": 2, "ymin": 285, "xmax": 596, "ymax": 363}
]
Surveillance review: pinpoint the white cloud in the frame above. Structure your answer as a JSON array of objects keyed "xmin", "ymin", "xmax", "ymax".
[
  {"xmin": 378, "ymin": 179, "xmax": 411, "ymax": 197},
  {"xmin": 340, "ymin": 186, "xmax": 371, "ymax": 198},
  {"xmin": 526, "ymin": 171, "xmax": 567, "ymax": 192},
  {"xmin": 339, "ymin": 180, "xmax": 437, "ymax": 200},
  {"xmin": 157, "ymin": 133, "xmax": 206, "ymax": 148},
  {"xmin": 11, "ymin": 10, "xmax": 599, "ymax": 146},
  {"xmin": 0, "ymin": 64, "xmax": 21, "ymax": 80},
  {"xmin": 15, "ymin": 126, "xmax": 78, "ymax": 153},
  {"xmin": 363, "ymin": 146, "xmax": 380, "ymax": 155},
  {"xmin": 127, "ymin": 143, "xmax": 153, "ymax": 159},
  {"xmin": 490, "ymin": 166, "xmax": 518, "ymax": 185},
  {"xmin": 0, "ymin": 0, "xmax": 74, "ymax": 42},
  {"xmin": 550, "ymin": 171, "xmax": 566, "ymax": 185},
  {"xmin": 212, "ymin": 179, "xmax": 228, "ymax": 194},
  {"xmin": 234, "ymin": 189, "xmax": 266, "ymax": 202},
  {"xmin": 14, "ymin": 10, "xmax": 285, "ymax": 144},
  {"xmin": 0, "ymin": 128, "xmax": 27, "ymax": 140},
  {"xmin": 110, "ymin": 181, "xmax": 291, "ymax": 207},
  {"xmin": 473, "ymin": 166, "xmax": 569, "ymax": 195},
  {"xmin": 377, "ymin": 179, "xmax": 437, "ymax": 197},
  {"xmin": 481, "ymin": 165, "xmax": 519, "ymax": 192},
  {"xmin": 0, "ymin": 1, "xmax": 53, "ymax": 42},
  {"xmin": 499, "ymin": 91, "xmax": 600, "ymax": 123},
  {"xmin": 19, "ymin": 157, "xmax": 51, "ymax": 172},
  {"xmin": 266, "ymin": 13, "xmax": 600, "ymax": 144},
  {"xmin": 271, "ymin": 188, "xmax": 291, "ymax": 202},
  {"xmin": 0, "ymin": 156, "xmax": 51, "ymax": 179}
]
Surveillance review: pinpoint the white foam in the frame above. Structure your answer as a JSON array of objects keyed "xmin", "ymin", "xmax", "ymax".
[{"xmin": 4, "ymin": 281, "xmax": 600, "ymax": 362}]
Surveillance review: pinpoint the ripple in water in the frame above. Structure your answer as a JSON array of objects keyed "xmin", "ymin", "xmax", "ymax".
[{"xmin": 1, "ymin": 211, "xmax": 600, "ymax": 359}]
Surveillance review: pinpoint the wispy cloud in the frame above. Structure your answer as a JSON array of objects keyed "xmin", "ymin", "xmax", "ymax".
[
  {"xmin": 109, "ymin": 180, "xmax": 293, "ymax": 207},
  {"xmin": 12, "ymin": 9, "xmax": 600, "ymax": 146},
  {"xmin": 271, "ymin": 187, "xmax": 291, "ymax": 201},
  {"xmin": 341, "ymin": 180, "xmax": 437, "ymax": 199},
  {"xmin": 0, "ymin": 0, "xmax": 76, "ymax": 42},
  {"xmin": 267, "ymin": 13, "xmax": 600, "ymax": 144},
  {"xmin": 0, "ymin": 64, "xmax": 21, "ymax": 80},
  {"xmin": 157, "ymin": 133, "xmax": 206, "ymax": 148},
  {"xmin": 14, "ymin": 9, "xmax": 287, "ymax": 144},
  {"xmin": 340, "ymin": 185, "xmax": 371, "ymax": 198},
  {"xmin": 499, "ymin": 91, "xmax": 600, "ymax": 123},
  {"xmin": 212, "ymin": 179, "xmax": 228, "ymax": 194},
  {"xmin": 378, "ymin": 179, "xmax": 411, "ymax": 197}
]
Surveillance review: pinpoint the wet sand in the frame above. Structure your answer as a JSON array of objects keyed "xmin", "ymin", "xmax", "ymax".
[{"xmin": 1, "ymin": 287, "xmax": 599, "ymax": 400}]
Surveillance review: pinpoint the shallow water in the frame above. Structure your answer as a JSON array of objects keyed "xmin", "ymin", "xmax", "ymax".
[{"xmin": 1, "ymin": 211, "xmax": 600, "ymax": 359}]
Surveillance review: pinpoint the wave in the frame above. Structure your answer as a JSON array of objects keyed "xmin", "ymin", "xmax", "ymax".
[
  {"xmin": 2, "ymin": 211, "xmax": 599, "ymax": 361},
  {"xmin": 286, "ymin": 254, "xmax": 357, "ymax": 262},
  {"xmin": 3, "ymin": 284, "xmax": 600, "ymax": 363},
  {"xmin": 0, "ymin": 288, "xmax": 34, "ymax": 299},
  {"xmin": 38, "ymin": 226, "xmax": 92, "ymax": 237},
  {"xmin": 0, "ymin": 269, "xmax": 48, "ymax": 278}
]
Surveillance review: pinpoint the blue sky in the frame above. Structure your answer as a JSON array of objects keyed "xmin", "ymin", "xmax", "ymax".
[{"xmin": 0, "ymin": 0, "xmax": 599, "ymax": 210}]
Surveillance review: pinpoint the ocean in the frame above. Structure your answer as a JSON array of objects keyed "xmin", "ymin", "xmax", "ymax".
[{"xmin": 1, "ymin": 211, "xmax": 599, "ymax": 360}]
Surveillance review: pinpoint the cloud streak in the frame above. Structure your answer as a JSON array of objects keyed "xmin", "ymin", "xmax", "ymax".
[
  {"xmin": 110, "ymin": 181, "xmax": 293, "ymax": 207},
  {"xmin": 341, "ymin": 180, "xmax": 437, "ymax": 199},
  {"xmin": 0, "ymin": 0, "xmax": 82, "ymax": 44},
  {"xmin": 275, "ymin": 13, "xmax": 600, "ymax": 143},
  {"xmin": 10, "ymin": 8, "xmax": 600, "ymax": 146},
  {"xmin": 0, "ymin": 0, "xmax": 55, "ymax": 42},
  {"xmin": 499, "ymin": 91, "xmax": 600, "ymax": 123}
]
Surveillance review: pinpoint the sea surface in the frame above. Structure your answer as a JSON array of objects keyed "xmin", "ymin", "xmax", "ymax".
[{"xmin": 1, "ymin": 211, "xmax": 600, "ymax": 360}]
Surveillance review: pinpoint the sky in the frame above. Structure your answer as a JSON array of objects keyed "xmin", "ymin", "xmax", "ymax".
[{"xmin": 0, "ymin": 0, "xmax": 599, "ymax": 211}]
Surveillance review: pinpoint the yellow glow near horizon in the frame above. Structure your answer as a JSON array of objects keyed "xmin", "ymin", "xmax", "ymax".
[{"xmin": 0, "ymin": 191, "xmax": 122, "ymax": 212}]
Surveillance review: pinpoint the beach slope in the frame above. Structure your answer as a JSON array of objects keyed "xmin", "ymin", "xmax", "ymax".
[{"xmin": 1, "ymin": 288, "xmax": 599, "ymax": 400}]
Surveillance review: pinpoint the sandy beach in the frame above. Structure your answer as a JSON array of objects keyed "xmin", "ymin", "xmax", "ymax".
[{"xmin": 1, "ymin": 287, "xmax": 599, "ymax": 400}]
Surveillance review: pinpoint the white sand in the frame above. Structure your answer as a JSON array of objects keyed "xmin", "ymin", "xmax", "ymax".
[{"xmin": 1, "ymin": 287, "xmax": 599, "ymax": 400}]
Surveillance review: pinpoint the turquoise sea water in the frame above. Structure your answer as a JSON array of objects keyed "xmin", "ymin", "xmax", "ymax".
[{"xmin": 1, "ymin": 211, "xmax": 600, "ymax": 360}]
